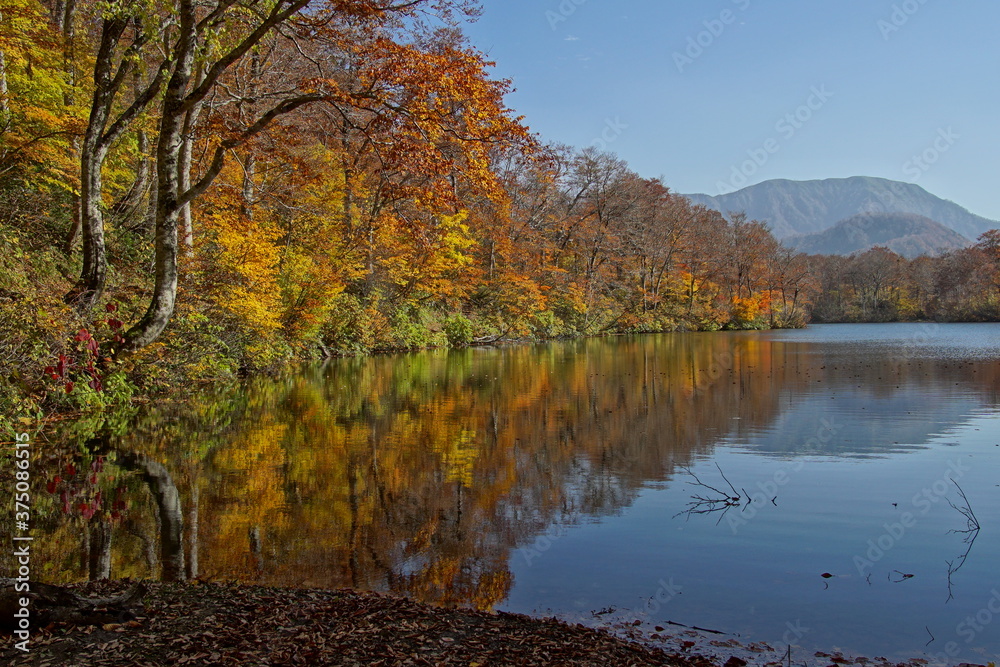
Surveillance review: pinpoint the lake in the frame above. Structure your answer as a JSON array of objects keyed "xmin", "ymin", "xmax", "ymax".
[{"xmin": 30, "ymin": 323, "xmax": 1000, "ymax": 665}]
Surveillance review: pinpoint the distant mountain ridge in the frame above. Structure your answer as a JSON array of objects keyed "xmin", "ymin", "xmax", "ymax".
[
  {"xmin": 684, "ymin": 176, "xmax": 998, "ymax": 241},
  {"xmin": 785, "ymin": 213, "xmax": 972, "ymax": 259}
]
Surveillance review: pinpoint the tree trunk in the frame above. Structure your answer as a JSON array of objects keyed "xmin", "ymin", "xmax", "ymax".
[
  {"xmin": 65, "ymin": 18, "xmax": 126, "ymax": 310},
  {"xmin": 122, "ymin": 0, "xmax": 196, "ymax": 349},
  {"xmin": 347, "ymin": 458, "xmax": 359, "ymax": 588},
  {"xmin": 0, "ymin": 49, "xmax": 8, "ymax": 115},
  {"xmin": 119, "ymin": 452, "xmax": 186, "ymax": 582},
  {"xmin": 125, "ymin": 516, "xmax": 158, "ymax": 572},
  {"xmin": 70, "ymin": 72, "xmax": 115, "ymax": 303},
  {"xmin": 342, "ymin": 124, "xmax": 355, "ymax": 235},
  {"xmin": 63, "ymin": 197, "xmax": 83, "ymax": 255},
  {"xmin": 60, "ymin": 0, "xmax": 77, "ymax": 106},
  {"xmin": 248, "ymin": 525, "xmax": 263, "ymax": 573},
  {"xmin": 178, "ymin": 65, "xmax": 204, "ymax": 255},
  {"xmin": 186, "ymin": 482, "xmax": 199, "ymax": 580},
  {"xmin": 240, "ymin": 53, "xmax": 261, "ymax": 221},
  {"xmin": 57, "ymin": 0, "xmax": 81, "ymax": 256},
  {"xmin": 88, "ymin": 519, "xmax": 113, "ymax": 580},
  {"xmin": 123, "ymin": 78, "xmax": 190, "ymax": 348},
  {"xmin": 111, "ymin": 129, "xmax": 151, "ymax": 225},
  {"xmin": 72, "ymin": 117, "xmax": 110, "ymax": 309},
  {"xmin": 241, "ymin": 151, "xmax": 256, "ymax": 219}
]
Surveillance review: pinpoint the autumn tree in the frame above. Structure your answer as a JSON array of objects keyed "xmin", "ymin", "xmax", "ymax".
[
  {"xmin": 0, "ymin": 0, "xmax": 82, "ymax": 187},
  {"xmin": 66, "ymin": 2, "xmax": 170, "ymax": 310},
  {"xmin": 462, "ymin": 145, "xmax": 553, "ymax": 337},
  {"xmin": 767, "ymin": 246, "xmax": 816, "ymax": 327},
  {"xmin": 160, "ymin": 13, "xmax": 531, "ymax": 358},
  {"xmin": 674, "ymin": 204, "xmax": 727, "ymax": 320},
  {"xmin": 116, "ymin": 0, "xmax": 517, "ymax": 351},
  {"xmin": 974, "ymin": 230, "xmax": 1000, "ymax": 300}
]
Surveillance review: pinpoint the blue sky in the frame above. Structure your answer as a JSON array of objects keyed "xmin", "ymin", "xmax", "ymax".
[{"xmin": 462, "ymin": 1, "xmax": 1000, "ymax": 221}]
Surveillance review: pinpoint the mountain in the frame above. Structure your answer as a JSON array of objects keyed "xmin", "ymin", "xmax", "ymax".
[
  {"xmin": 684, "ymin": 176, "xmax": 998, "ymax": 240},
  {"xmin": 785, "ymin": 213, "xmax": 973, "ymax": 258}
]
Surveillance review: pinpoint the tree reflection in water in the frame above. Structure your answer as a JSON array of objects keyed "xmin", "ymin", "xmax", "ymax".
[{"xmin": 25, "ymin": 332, "xmax": 1000, "ymax": 614}]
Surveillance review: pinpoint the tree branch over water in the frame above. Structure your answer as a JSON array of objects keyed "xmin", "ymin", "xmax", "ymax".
[
  {"xmin": 673, "ymin": 463, "xmax": 742, "ymax": 524},
  {"xmin": 945, "ymin": 480, "xmax": 981, "ymax": 603}
]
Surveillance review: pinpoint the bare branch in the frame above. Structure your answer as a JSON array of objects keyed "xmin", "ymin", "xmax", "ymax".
[{"xmin": 672, "ymin": 465, "xmax": 742, "ymax": 523}]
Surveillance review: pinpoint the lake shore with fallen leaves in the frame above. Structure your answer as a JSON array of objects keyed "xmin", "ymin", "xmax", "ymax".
[
  {"xmin": 0, "ymin": 580, "xmax": 973, "ymax": 666},
  {"xmin": 1, "ymin": 580, "xmax": 707, "ymax": 666}
]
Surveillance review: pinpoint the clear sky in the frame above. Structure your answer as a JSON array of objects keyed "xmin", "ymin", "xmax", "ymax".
[{"xmin": 462, "ymin": 0, "xmax": 1000, "ymax": 221}]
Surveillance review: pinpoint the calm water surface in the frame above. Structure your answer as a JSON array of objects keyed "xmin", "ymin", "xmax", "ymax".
[{"xmin": 32, "ymin": 324, "xmax": 1000, "ymax": 664}]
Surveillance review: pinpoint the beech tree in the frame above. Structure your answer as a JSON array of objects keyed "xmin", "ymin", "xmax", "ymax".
[
  {"xmin": 121, "ymin": 0, "xmax": 320, "ymax": 349},
  {"xmin": 67, "ymin": 4, "xmax": 169, "ymax": 310},
  {"xmin": 65, "ymin": 0, "xmax": 486, "ymax": 351}
]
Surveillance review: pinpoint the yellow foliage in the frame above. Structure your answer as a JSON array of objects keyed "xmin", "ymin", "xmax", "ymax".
[
  {"xmin": 731, "ymin": 295, "xmax": 763, "ymax": 323},
  {"xmin": 196, "ymin": 186, "xmax": 283, "ymax": 339},
  {"xmin": 274, "ymin": 146, "xmax": 360, "ymax": 342},
  {"xmin": 483, "ymin": 270, "xmax": 548, "ymax": 335},
  {"xmin": 0, "ymin": 0, "xmax": 85, "ymax": 186},
  {"xmin": 431, "ymin": 427, "xmax": 480, "ymax": 487},
  {"xmin": 384, "ymin": 211, "xmax": 477, "ymax": 301},
  {"xmin": 205, "ymin": 214, "xmax": 280, "ymax": 335}
]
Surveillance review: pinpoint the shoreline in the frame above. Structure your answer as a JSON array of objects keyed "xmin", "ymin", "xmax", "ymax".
[{"xmin": 1, "ymin": 580, "xmax": 982, "ymax": 667}]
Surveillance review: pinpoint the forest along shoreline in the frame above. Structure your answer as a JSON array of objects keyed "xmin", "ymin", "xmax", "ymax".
[
  {"xmin": 0, "ymin": 580, "xmax": 970, "ymax": 667},
  {"xmin": 4, "ymin": 0, "xmax": 1000, "ymax": 435}
]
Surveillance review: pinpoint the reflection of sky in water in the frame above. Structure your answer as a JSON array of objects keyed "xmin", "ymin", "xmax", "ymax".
[
  {"xmin": 737, "ymin": 393, "xmax": 987, "ymax": 457},
  {"xmin": 504, "ymin": 324, "xmax": 1000, "ymax": 664},
  {"xmin": 507, "ymin": 415, "xmax": 1000, "ymax": 664}
]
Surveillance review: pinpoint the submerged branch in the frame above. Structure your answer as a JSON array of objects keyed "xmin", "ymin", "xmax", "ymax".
[
  {"xmin": 945, "ymin": 480, "xmax": 981, "ymax": 603},
  {"xmin": 672, "ymin": 465, "xmax": 742, "ymax": 523}
]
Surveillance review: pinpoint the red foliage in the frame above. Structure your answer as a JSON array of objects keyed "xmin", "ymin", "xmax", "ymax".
[
  {"xmin": 47, "ymin": 456, "xmax": 130, "ymax": 524},
  {"xmin": 43, "ymin": 314, "xmax": 121, "ymax": 394}
]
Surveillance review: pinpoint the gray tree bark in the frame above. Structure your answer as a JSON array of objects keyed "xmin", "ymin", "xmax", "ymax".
[
  {"xmin": 88, "ymin": 519, "xmax": 112, "ymax": 580},
  {"xmin": 119, "ymin": 452, "xmax": 186, "ymax": 582},
  {"xmin": 186, "ymin": 482, "xmax": 199, "ymax": 579},
  {"xmin": 122, "ymin": 0, "xmax": 316, "ymax": 350},
  {"xmin": 67, "ymin": 17, "xmax": 167, "ymax": 310},
  {"xmin": 0, "ymin": 49, "xmax": 8, "ymax": 115}
]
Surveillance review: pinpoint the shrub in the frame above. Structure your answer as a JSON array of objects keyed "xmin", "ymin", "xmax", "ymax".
[{"xmin": 443, "ymin": 314, "xmax": 474, "ymax": 347}]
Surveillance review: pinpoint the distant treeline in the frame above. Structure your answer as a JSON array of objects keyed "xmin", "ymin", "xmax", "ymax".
[{"xmin": 806, "ymin": 233, "xmax": 1000, "ymax": 323}]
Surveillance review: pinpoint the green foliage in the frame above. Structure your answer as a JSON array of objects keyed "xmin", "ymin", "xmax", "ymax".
[
  {"xmin": 443, "ymin": 314, "xmax": 474, "ymax": 347},
  {"xmin": 387, "ymin": 310, "xmax": 427, "ymax": 350},
  {"xmin": 386, "ymin": 307, "xmax": 445, "ymax": 351},
  {"xmin": 528, "ymin": 310, "xmax": 568, "ymax": 339},
  {"xmin": 320, "ymin": 293, "xmax": 380, "ymax": 354}
]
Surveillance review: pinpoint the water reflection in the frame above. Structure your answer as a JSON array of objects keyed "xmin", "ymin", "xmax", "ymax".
[{"xmin": 24, "ymin": 325, "xmax": 1000, "ymax": 658}]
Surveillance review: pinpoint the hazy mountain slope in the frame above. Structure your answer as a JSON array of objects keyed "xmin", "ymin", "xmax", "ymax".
[
  {"xmin": 684, "ymin": 177, "xmax": 998, "ymax": 240},
  {"xmin": 785, "ymin": 213, "xmax": 973, "ymax": 258}
]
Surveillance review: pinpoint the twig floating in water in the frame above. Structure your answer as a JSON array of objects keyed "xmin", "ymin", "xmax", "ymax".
[
  {"xmin": 665, "ymin": 620, "xmax": 726, "ymax": 635},
  {"xmin": 716, "ymin": 462, "xmax": 740, "ymax": 499}
]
